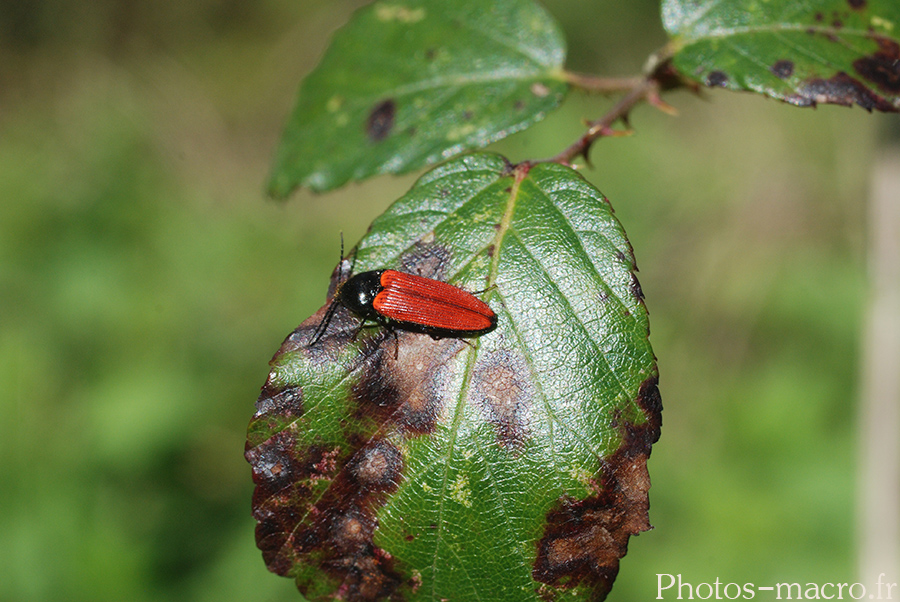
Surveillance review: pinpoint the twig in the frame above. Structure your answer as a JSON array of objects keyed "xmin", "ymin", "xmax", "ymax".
[{"xmin": 545, "ymin": 76, "xmax": 661, "ymax": 167}]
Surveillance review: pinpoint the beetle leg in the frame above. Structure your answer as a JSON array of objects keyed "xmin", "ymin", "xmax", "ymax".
[{"xmin": 350, "ymin": 319, "xmax": 368, "ymax": 341}]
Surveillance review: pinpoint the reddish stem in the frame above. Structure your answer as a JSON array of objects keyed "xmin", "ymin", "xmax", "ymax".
[{"xmin": 546, "ymin": 76, "xmax": 661, "ymax": 166}]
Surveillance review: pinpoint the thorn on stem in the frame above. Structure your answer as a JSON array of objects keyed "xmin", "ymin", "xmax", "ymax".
[
  {"xmin": 601, "ymin": 126, "xmax": 633, "ymax": 138},
  {"xmin": 647, "ymin": 90, "xmax": 678, "ymax": 115},
  {"xmin": 542, "ymin": 71, "xmax": 675, "ymax": 167}
]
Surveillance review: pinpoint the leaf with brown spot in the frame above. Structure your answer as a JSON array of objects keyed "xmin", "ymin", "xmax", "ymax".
[
  {"xmin": 246, "ymin": 153, "xmax": 659, "ymax": 601},
  {"xmin": 663, "ymin": 0, "xmax": 900, "ymax": 111},
  {"xmin": 268, "ymin": 0, "xmax": 568, "ymax": 196}
]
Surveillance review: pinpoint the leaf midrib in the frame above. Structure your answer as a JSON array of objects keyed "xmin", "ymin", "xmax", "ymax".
[{"xmin": 675, "ymin": 22, "xmax": 880, "ymax": 45}]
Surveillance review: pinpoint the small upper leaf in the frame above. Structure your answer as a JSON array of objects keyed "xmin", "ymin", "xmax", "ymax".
[
  {"xmin": 247, "ymin": 153, "xmax": 660, "ymax": 601},
  {"xmin": 662, "ymin": 0, "xmax": 900, "ymax": 111},
  {"xmin": 268, "ymin": 0, "xmax": 568, "ymax": 196}
]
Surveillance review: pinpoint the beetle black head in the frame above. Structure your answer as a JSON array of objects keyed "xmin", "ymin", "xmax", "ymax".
[
  {"xmin": 338, "ymin": 270, "xmax": 384, "ymax": 321},
  {"xmin": 308, "ymin": 270, "xmax": 386, "ymax": 347}
]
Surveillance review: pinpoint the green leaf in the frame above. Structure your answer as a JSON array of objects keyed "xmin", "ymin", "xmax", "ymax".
[
  {"xmin": 268, "ymin": 0, "xmax": 568, "ymax": 197},
  {"xmin": 246, "ymin": 153, "xmax": 660, "ymax": 601},
  {"xmin": 662, "ymin": 0, "xmax": 900, "ymax": 111}
]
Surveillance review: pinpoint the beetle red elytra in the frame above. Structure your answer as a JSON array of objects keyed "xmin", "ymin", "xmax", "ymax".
[{"xmin": 308, "ymin": 266, "xmax": 497, "ymax": 347}]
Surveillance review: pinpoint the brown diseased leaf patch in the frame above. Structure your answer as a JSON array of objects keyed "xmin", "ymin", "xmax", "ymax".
[
  {"xmin": 367, "ymin": 99, "xmax": 396, "ymax": 142},
  {"xmin": 247, "ymin": 305, "xmax": 468, "ymax": 601},
  {"xmin": 705, "ymin": 70, "xmax": 728, "ymax": 87},
  {"xmin": 853, "ymin": 38, "xmax": 900, "ymax": 97},
  {"xmin": 471, "ymin": 349, "xmax": 534, "ymax": 450},
  {"xmin": 397, "ymin": 243, "xmax": 452, "ymax": 280},
  {"xmin": 533, "ymin": 375, "xmax": 662, "ymax": 601},
  {"xmin": 354, "ymin": 333, "xmax": 462, "ymax": 435},
  {"xmin": 630, "ymin": 273, "xmax": 644, "ymax": 302},
  {"xmin": 247, "ymin": 382, "xmax": 408, "ymax": 599},
  {"xmin": 250, "ymin": 384, "xmax": 304, "ymax": 437},
  {"xmin": 783, "ymin": 37, "xmax": 899, "ymax": 112},
  {"xmin": 800, "ymin": 71, "xmax": 896, "ymax": 112},
  {"xmin": 770, "ymin": 60, "xmax": 794, "ymax": 79}
]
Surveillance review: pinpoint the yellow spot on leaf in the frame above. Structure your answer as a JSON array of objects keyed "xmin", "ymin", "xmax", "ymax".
[
  {"xmin": 326, "ymin": 95, "xmax": 344, "ymax": 112},
  {"xmin": 446, "ymin": 123, "xmax": 476, "ymax": 141},
  {"xmin": 450, "ymin": 473, "xmax": 472, "ymax": 507},
  {"xmin": 568, "ymin": 465, "xmax": 593, "ymax": 487},
  {"xmin": 375, "ymin": 3, "xmax": 426, "ymax": 23},
  {"xmin": 871, "ymin": 16, "xmax": 894, "ymax": 32}
]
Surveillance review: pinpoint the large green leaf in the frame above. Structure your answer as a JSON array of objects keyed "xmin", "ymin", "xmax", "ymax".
[
  {"xmin": 246, "ymin": 153, "xmax": 660, "ymax": 601},
  {"xmin": 663, "ymin": 0, "xmax": 900, "ymax": 111},
  {"xmin": 268, "ymin": 0, "xmax": 568, "ymax": 196}
]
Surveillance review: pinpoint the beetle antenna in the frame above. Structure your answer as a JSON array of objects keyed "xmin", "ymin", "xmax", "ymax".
[
  {"xmin": 308, "ymin": 234, "xmax": 348, "ymax": 347},
  {"xmin": 308, "ymin": 297, "xmax": 340, "ymax": 347},
  {"xmin": 337, "ymin": 232, "xmax": 347, "ymax": 284}
]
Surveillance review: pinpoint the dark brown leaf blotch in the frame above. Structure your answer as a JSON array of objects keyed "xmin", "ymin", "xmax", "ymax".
[
  {"xmin": 398, "ymin": 243, "xmax": 451, "ymax": 279},
  {"xmin": 246, "ymin": 326, "xmax": 427, "ymax": 600},
  {"xmin": 250, "ymin": 384, "xmax": 304, "ymax": 433},
  {"xmin": 630, "ymin": 274, "xmax": 644, "ymax": 302},
  {"xmin": 248, "ymin": 427, "xmax": 409, "ymax": 600},
  {"xmin": 367, "ymin": 99, "xmax": 397, "ymax": 142},
  {"xmin": 853, "ymin": 38, "xmax": 900, "ymax": 96},
  {"xmin": 533, "ymin": 375, "xmax": 662, "ymax": 600},
  {"xmin": 354, "ymin": 333, "xmax": 461, "ymax": 434},
  {"xmin": 770, "ymin": 60, "xmax": 794, "ymax": 79},
  {"xmin": 802, "ymin": 71, "xmax": 896, "ymax": 111},
  {"xmin": 705, "ymin": 70, "xmax": 729, "ymax": 87}
]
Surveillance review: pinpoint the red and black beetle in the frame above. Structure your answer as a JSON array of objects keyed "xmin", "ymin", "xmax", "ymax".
[{"xmin": 308, "ymin": 267, "xmax": 497, "ymax": 346}]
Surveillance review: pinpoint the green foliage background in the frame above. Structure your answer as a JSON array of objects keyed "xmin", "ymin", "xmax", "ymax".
[{"xmin": 0, "ymin": 0, "xmax": 883, "ymax": 600}]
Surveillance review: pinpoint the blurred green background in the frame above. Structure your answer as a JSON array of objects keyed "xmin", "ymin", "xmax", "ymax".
[{"xmin": 0, "ymin": 0, "xmax": 892, "ymax": 600}]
